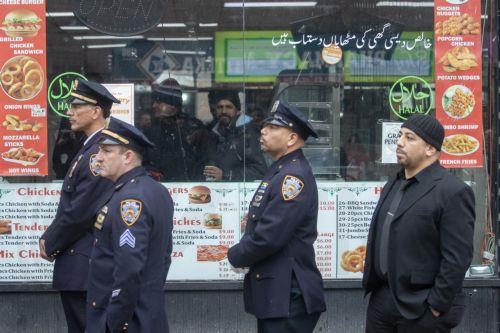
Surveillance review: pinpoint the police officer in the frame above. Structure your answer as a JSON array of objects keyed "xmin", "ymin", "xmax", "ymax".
[
  {"xmin": 228, "ymin": 100, "xmax": 326, "ymax": 333},
  {"xmin": 87, "ymin": 118, "xmax": 174, "ymax": 333},
  {"xmin": 40, "ymin": 79, "xmax": 118, "ymax": 333}
]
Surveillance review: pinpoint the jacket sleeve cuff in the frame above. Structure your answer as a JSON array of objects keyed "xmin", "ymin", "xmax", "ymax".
[{"xmin": 427, "ymin": 294, "xmax": 452, "ymax": 313}]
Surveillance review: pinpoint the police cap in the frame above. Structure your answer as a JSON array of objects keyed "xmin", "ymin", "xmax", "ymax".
[
  {"xmin": 263, "ymin": 100, "xmax": 318, "ymax": 140},
  {"xmin": 100, "ymin": 117, "xmax": 155, "ymax": 153},
  {"xmin": 69, "ymin": 79, "xmax": 120, "ymax": 115}
]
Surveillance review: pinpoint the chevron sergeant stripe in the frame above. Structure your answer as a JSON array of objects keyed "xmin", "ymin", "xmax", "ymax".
[{"xmin": 119, "ymin": 229, "xmax": 136, "ymax": 248}]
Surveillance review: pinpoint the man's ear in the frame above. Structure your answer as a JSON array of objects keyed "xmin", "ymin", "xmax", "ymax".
[
  {"xmin": 91, "ymin": 106, "xmax": 103, "ymax": 120},
  {"xmin": 425, "ymin": 144, "xmax": 438, "ymax": 157},
  {"xmin": 287, "ymin": 132, "xmax": 299, "ymax": 147}
]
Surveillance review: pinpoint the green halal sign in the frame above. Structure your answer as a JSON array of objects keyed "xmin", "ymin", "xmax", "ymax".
[
  {"xmin": 389, "ymin": 76, "xmax": 433, "ymax": 120},
  {"xmin": 48, "ymin": 72, "xmax": 87, "ymax": 118}
]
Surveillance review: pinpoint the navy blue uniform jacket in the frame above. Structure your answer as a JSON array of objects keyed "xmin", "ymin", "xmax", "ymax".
[
  {"xmin": 42, "ymin": 132, "xmax": 113, "ymax": 290},
  {"xmin": 228, "ymin": 149, "xmax": 326, "ymax": 319},
  {"xmin": 87, "ymin": 166, "xmax": 174, "ymax": 333}
]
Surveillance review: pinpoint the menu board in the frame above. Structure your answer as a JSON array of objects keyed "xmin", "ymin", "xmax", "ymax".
[
  {"xmin": 0, "ymin": 182, "xmax": 384, "ymax": 282},
  {"xmin": 0, "ymin": 185, "xmax": 58, "ymax": 281},
  {"xmin": 434, "ymin": 0, "xmax": 483, "ymax": 168},
  {"xmin": 0, "ymin": 2, "xmax": 48, "ymax": 176}
]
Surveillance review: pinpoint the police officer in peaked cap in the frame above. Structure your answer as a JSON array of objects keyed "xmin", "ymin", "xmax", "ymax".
[
  {"xmin": 86, "ymin": 117, "xmax": 174, "ymax": 333},
  {"xmin": 228, "ymin": 100, "xmax": 326, "ymax": 333},
  {"xmin": 40, "ymin": 79, "xmax": 118, "ymax": 333}
]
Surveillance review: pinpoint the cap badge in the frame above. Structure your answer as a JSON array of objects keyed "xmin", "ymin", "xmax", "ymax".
[{"xmin": 271, "ymin": 100, "xmax": 279, "ymax": 113}]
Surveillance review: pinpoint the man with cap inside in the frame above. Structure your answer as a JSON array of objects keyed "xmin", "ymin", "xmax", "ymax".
[
  {"xmin": 227, "ymin": 100, "xmax": 326, "ymax": 333},
  {"xmin": 203, "ymin": 90, "xmax": 267, "ymax": 181},
  {"xmin": 86, "ymin": 117, "xmax": 174, "ymax": 333},
  {"xmin": 363, "ymin": 114, "xmax": 475, "ymax": 332},
  {"xmin": 144, "ymin": 78, "xmax": 206, "ymax": 181},
  {"xmin": 39, "ymin": 79, "xmax": 119, "ymax": 333}
]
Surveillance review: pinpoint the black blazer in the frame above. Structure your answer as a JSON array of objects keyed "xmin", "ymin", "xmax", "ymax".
[{"xmin": 362, "ymin": 162, "xmax": 475, "ymax": 319}]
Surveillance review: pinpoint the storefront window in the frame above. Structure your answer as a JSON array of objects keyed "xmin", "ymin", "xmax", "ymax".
[{"xmin": 0, "ymin": 0, "xmax": 496, "ymax": 282}]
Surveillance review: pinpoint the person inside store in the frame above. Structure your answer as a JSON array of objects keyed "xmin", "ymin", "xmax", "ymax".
[
  {"xmin": 342, "ymin": 133, "xmax": 369, "ymax": 180},
  {"xmin": 362, "ymin": 114, "xmax": 475, "ymax": 333},
  {"xmin": 203, "ymin": 90, "xmax": 267, "ymax": 181},
  {"xmin": 227, "ymin": 100, "xmax": 326, "ymax": 333},
  {"xmin": 39, "ymin": 79, "xmax": 118, "ymax": 333},
  {"xmin": 136, "ymin": 111, "xmax": 152, "ymax": 132},
  {"xmin": 143, "ymin": 77, "xmax": 208, "ymax": 181},
  {"xmin": 86, "ymin": 117, "xmax": 173, "ymax": 333},
  {"xmin": 206, "ymin": 88, "xmax": 223, "ymax": 130},
  {"xmin": 52, "ymin": 117, "xmax": 84, "ymax": 179}
]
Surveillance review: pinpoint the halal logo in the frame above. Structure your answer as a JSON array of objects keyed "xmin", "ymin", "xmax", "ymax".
[
  {"xmin": 48, "ymin": 72, "xmax": 87, "ymax": 118},
  {"xmin": 389, "ymin": 76, "xmax": 433, "ymax": 120}
]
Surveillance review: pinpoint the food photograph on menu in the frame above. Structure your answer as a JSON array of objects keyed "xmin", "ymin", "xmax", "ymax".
[
  {"xmin": 442, "ymin": 85, "xmax": 475, "ymax": 119},
  {"xmin": 442, "ymin": 134, "xmax": 479, "ymax": 155},
  {"xmin": 1, "ymin": 9, "xmax": 41, "ymax": 38},
  {"xmin": 188, "ymin": 185, "xmax": 211, "ymax": 204},
  {"xmin": 0, "ymin": 55, "xmax": 44, "ymax": 101},
  {"xmin": 1, "ymin": 146, "xmax": 44, "ymax": 166}
]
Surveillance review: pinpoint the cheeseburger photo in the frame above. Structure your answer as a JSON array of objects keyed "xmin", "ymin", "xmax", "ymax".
[
  {"xmin": 2, "ymin": 9, "xmax": 42, "ymax": 37},
  {"xmin": 188, "ymin": 185, "xmax": 211, "ymax": 204},
  {"xmin": 203, "ymin": 213, "xmax": 222, "ymax": 229}
]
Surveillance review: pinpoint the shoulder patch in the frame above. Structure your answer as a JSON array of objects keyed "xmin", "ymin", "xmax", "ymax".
[
  {"xmin": 89, "ymin": 154, "xmax": 102, "ymax": 176},
  {"xmin": 282, "ymin": 175, "xmax": 304, "ymax": 201},
  {"xmin": 120, "ymin": 199, "xmax": 142, "ymax": 226}
]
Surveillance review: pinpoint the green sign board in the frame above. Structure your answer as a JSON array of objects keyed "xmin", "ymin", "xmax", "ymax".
[
  {"xmin": 48, "ymin": 72, "xmax": 87, "ymax": 118},
  {"xmin": 389, "ymin": 75, "xmax": 433, "ymax": 120},
  {"xmin": 344, "ymin": 31, "xmax": 434, "ymax": 83},
  {"xmin": 215, "ymin": 31, "xmax": 300, "ymax": 83}
]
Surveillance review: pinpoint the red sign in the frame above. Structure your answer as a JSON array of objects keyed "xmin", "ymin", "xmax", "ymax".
[
  {"xmin": 434, "ymin": 0, "xmax": 483, "ymax": 168},
  {"xmin": 0, "ymin": 3, "xmax": 47, "ymax": 176}
]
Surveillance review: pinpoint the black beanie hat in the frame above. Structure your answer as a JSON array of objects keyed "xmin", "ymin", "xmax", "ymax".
[
  {"xmin": 216, "ymin": 90, "xmax": 241, "ymax": 110},
  {"xmin": 401, "ymin": 114, "xmax": 445, "ymax": 151},
  {"xmin": 152, "ymin": 78, "xmax": 182, "ymax": 108}
]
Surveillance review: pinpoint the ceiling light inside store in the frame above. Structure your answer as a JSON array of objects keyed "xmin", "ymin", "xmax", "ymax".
[
  {"xmin": 224, "ymin": 2, "xmax": 317, "ymax": 8},
  {"xmin": 60, "ymin": 26, "xmax": 90, "ymax": 30},
  {"xmin": 376, "ymin": 1, "xmax": 434, "ymax": 7},
  {"xmin": 47, "ymin": 12, "xmax": 75, "ymax": 17},
  {"xmin": 147, "ymin": 37, "xmax": 213, "ymax": 41},
  {"xmin": 199, "ymin": 23, "xmax": 218, "ymax": 27},
  {"xmin": 74, "ymin": 35, "xmax": 144, "ymax": 40},
  {"xmin": 163, "ymin": 50, "xmax": 207, "ymax": 55},
  {"xmin": 157, "ymin": 23, "xmax": 186, "ymax": 27},
  {"xmin": 87, "ymin": 44, "xmax": 127, "ymax": 49}
]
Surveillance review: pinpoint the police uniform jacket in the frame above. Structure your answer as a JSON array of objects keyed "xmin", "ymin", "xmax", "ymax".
[
  {"xmin": 42, "ymin": 131, "xmax": 113, "ymax": 290},
  {"xmin": 228, "ymin": 149, "xmax": 326, "ymax": 319},
  {"xmin": 87, "ymin": 166, "xmax": 173, "ymax": 333}
]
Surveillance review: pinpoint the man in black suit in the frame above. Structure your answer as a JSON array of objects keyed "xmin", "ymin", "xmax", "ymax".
[
  {"xmin": 363, "ymin": 114, "xmax": 475, "ymax": 333},
  {"xmin": 228, "ymin": 101, "xmax": 326, "ymax": 333}
]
